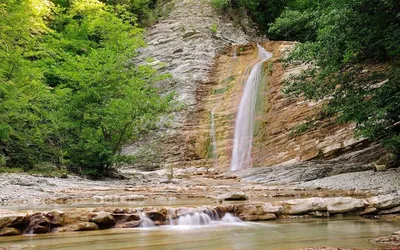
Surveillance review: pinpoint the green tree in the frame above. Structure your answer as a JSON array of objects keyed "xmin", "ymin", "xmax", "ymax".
[
  {"xmin": 0, "ymin": 0, "xmax": 61, "ymax": 168},
  {"xmin": 0, "ymin": 0, "xmax": 172, "ymax": 176},
  {"xmin": 270, "ymin": 0, "xmax": 400, "ymax": 155}
]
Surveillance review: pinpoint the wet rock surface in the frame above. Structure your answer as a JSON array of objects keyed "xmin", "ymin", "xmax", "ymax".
[
  {"xmin": 371, "ymin": 231, "xmax": 400, "ymax": 247},
  {"xmin": 1, "ymin": 193, "xmax": 400, "ymax": 237}
]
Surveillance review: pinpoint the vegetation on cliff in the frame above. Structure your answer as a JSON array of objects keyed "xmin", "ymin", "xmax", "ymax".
[
  {"xmin": 218, "ymin": 0, "xmax": 400, "ymax": 156},
  {"xmin": 270, "ymin": 0, "xmax": 400, "ymax": 156},
  {"xmin": 0, "ymin": 0, "xmax": 172, "ymax": 176}
]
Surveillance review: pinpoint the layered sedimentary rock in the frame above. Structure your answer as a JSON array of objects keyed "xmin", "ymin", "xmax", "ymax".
[
  {"xmin": 121, "ymin": 0, "xmax": 251, "ymax": 170},
  {"xmin": 122, "ymin": 0, "xmax": 384, "ymax": 172},
  {"xmin": 191, "ymin": 41, "xmax": 384, "ymax": 170}
]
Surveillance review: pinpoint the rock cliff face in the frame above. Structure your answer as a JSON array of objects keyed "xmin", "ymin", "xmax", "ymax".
[
  {"xmin": 180, "ymin": 41, "xmax": 384, "ymax": 170},
  {"xmin": 121, "ymin": 0, "xmax": 251, "ymax": 170},
  {"xmin": 123, "ymin": 1, "xmax": 383, "ymax": 172}
]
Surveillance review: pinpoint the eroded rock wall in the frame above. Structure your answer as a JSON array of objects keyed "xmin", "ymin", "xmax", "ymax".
[
  {"xmin": 121, "ymin": 0, "xmax": 252, "ymax": 171},
  {"xmin": 192, "ymin": 41, "xmax": 384, "ymax": 170},
  {"xmin": 122, "ymin": 1, "xmax": 383, "ymax": 172}
]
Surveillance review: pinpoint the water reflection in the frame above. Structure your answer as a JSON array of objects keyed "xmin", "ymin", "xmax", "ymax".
[{"xmin": 0, "ymin": 218, "xmax": 398, "ymax": 250}]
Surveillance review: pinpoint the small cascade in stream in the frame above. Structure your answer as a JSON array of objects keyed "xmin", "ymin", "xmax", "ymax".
[
  {"xmin": 178, "ymin": 212, "xmax": 212, "ymax": 226},
  {"xmin": 139, "ymin": 212, "xmax": 155, "ymax": 228},
  {"xmin": 220, "ymin": 213, "xmax": 242, "ymax": 223},
  {"xmin": 167, "ymin": 208, "xmax": 176, "ymax": 226},
  {"xmin": 210, "ymin": 106, "xmax": 218, "ymax": 168},
  {"xmin": 174, "ymin": 212, "xmax": 240, "ymax": 226},
  {"xmin": 231, "ymin": 44, "xmax": 273, "ymax": 171},
  {"xmin": 165, "ymin": 207, "xmax": 241, "ymax": 226}
]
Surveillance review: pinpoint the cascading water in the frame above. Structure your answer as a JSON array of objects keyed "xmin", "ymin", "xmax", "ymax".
[
  {"xmin": 233, "ymin": 44, "xmax": 238, "ymax": 59},
  {"xmin": 210, "ymin": 107, "xmax": 218, "ymax": 169},
  {"xmin": 231, "ymin": 44, "xmax": 273, "ymax": 171},
  {"xmin": 173, "ymin": 212, "xmax": 240, "ymax": 226},
  {"xmin": 165, "ymin": 207, "xmax": 241, "ymax": 226},
  {"xmin": 139, "ymin": 212, "xmax": 155, "ymax": 228},
  {"xmin": 178, "ymin": 212, "xmax": 212, "ymax": 226}
]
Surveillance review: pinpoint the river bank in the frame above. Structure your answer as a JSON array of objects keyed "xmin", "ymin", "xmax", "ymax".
[{"xmin": 1, "ymin": 164, "xmax": 389, "ymax": 209}]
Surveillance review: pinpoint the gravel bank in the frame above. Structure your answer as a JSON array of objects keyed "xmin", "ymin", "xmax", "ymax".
[{"xmin": 300, "ymin": 168, "xmax": 400, "ymax": 194}]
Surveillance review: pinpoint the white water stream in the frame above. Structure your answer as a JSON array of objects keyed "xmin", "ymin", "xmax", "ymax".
[
  {"xmin": 210, "ymin": 107, "xmax": 218, "ymax": 168},
  {"xmin": 140, "ymin": 210, "xmax": 241, "ymax": 228},
  {"xmin": 231, "ymin": 44, "xmax": 272, "ymax": 171}
]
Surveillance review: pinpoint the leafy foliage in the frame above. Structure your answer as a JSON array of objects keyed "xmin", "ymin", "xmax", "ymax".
[
  {"xmin": 0, "ymin": 0, "xmax": 172, "ymax": 176},
  {"xmin": 269, "ymin": 0, "xmax": 400, "ymax": 154},
  {"xmin": 214, "ymin": 0, "xmax": 292, "ymax": 33},
  {"xmin": 210, "ymin": 0, "xmax": 230, "ymax": 11}
]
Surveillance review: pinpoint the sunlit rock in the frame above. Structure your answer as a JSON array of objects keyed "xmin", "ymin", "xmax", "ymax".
[
  {"xmin": 90, "ymin": 212, "xmax": 115, "ymax": 229},
  {"xmin": 0, "ymin": 227, "xmax": 22, "ymax": 236},
  {"xmin": 324, "ymin": 197, "xmax": 366, "ymax": 213},
  {"xmin": 262, "ymin": 203, "xmax": 283, "ymax": 214},
  {"xmin": 57, "ymin": 222, "xmax": 99, "ymax": 232},
  {"xmin": 0, "ymin": 213, "xmax": 25, "ymax": 229},
  {"xmin": 367, "ymin": 193, "xmax": 400, "ymax": 209},
  {"xmin": 281, "ymin": 198, "xmax": 327, "ymax": 215},
  {"xmin": 217, "ymin": 191, "xmax": 248, "ymax": 201}
]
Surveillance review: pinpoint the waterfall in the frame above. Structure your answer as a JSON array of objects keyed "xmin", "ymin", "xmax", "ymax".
[
  {"xmin": 221, "ymin": 213, "xmax": 242, "ymax": 223},
  {"xmin": 210, "ymin": 107, "xmax": 218, "ymax": 169},
  {"xmin": 172, "ymin": 212, "xmax": 240, "ymax": 226},
  {"xmin": 139, "ymin": 212, "xmax": 155, "ymax": 228},
  {"xmin": 230, "ymin": 44, "xmax": 273, "ymax": 171},
  {"xmin": 233, "ymin": 44, "xmax": 238, "ymax": 59},
  {"xmin": 178, "ymin": 212, "xmax": 212, "ymax": 226}
]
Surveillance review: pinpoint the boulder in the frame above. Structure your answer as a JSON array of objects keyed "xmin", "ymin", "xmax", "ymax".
[
  {"xmin": 217, "ymin": 191, "xmax": 248, "ymax": 201},
  {"xmin": 358, "ymin": 206, "xmax": 378, "ymax": 215},
  {"xmin": 324, "ymin": 197, "xmax": 366, "ymax": 213},
  {"xmin": 0, "ymin": 212, "xmax": 26, "ymax": 229},
  {"xmin": 114, "ymin": 220, "xmax": 141, "ymax": 228},
  {"xmin": 112, "ymin": 214, "xmax": 141, "ymax": 223},
  {"xmin": 262, "ymin": 203, "xmax": 283, "ymax": 214},
  {"xmin": 57, "ymin": 222, "xmax": 99, "ymax": 232},
  {"xmin": 42, "ymin": 211, "xmax": 64, "ymax": 226},
  {"xmin": 234, "ymin": 204, "xmax": 258, "ymax": 216},
  {"xmin": 239, "ymin": 214, "xmax": 259, "ymax": 221},
  {"xmin": 379, "ymin": 206, "xmax": 400, "ymax": 215},
  {"xmin": 367, "ymin": 193, "xmax": 400, "ymax": 209},
  {"xmin": 90, "ymin": 212, "xmax": 115, "ymax": 228},
  {"xmin": 0, "ymin": 227, "xmax": 22, "ymax": 236},
  {"xmin": 146, "ymin": 210, "xmax": 166, "ymax": 222},
  {"xmin": 62, "ymin": 209, "xmax": 95, "ymax": 225},
  {"xmin": 281, "ymin": 198, "xmax": 327, "ymax": 215},
  {"xmin": 24, "ymin": 213, "xmax": 52, "ymax": 234},
  {"xmin": 258, "ymin": 214, "xmax": 277, "ymax": 221}
]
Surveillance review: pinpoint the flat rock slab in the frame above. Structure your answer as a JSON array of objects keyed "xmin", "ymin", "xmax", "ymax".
[
  {"xmin": 367, "ymin": 192, "xmax": 400, "ymax": 209},
  {"xmin": 281, "ymin": 198, "xmax": 327, "ymax": 215},
  {"xmin": 325, "ymin": 197, "xmax": 366, "ymax": 213},
  {"xmin": 217, "ymin": 191, "xmax": 248, "ymax": 201}
]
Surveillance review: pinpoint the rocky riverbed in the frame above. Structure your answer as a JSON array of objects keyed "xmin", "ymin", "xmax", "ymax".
[
  {"xmin": 1, "ymin": 192, "xmax": 400, "ymax": 237},
  {"xmin": 1, "ymin": 165, "xmax": 382, "ymax": 209}
]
